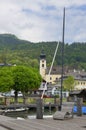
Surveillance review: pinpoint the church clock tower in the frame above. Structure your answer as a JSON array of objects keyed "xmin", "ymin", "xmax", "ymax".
[{"xmin": 40, "ymin": 50, "xmax": 46, "ymax": 79}]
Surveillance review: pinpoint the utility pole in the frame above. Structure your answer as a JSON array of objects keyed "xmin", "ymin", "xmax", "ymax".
[{"xmin": 59, "ymin": 7, "xmax": 65, "ymax": 111}]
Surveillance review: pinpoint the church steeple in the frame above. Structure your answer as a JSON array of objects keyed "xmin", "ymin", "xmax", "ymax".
[
  {"xmin": 40, "ymin": 49, "xmax": 46, "ymax": 59},
  {"xmin": 39, "ymin": 49, "xmax": 46, "ymax": 79}
]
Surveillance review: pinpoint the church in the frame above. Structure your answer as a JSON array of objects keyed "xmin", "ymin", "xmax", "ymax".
[
  {"xmin": 39, "ymin": 50, "xmax": 68, "ymax": 97},
  {"xmin": 39, "ymin": 50, "xmax": 61, "ymax": 85}
]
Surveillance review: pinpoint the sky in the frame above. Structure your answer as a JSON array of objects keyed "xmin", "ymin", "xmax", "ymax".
[{"xmin": 0, "ymin": 0, "xmax": 86, "ymax": 43}]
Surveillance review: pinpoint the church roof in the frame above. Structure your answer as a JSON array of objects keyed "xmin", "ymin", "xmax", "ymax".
[{"xmin": 45, "ymin": 66, "xmax": 69, "ymax": 74}]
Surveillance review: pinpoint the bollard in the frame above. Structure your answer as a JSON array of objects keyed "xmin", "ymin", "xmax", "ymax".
[
  {"xmin": 77, "ymin": 98, "xmax": 82, "ymax": 116},
  {"xmin": 49, "ymin": 102, "xmax": 51, "ymax": 114},
  {"xmin": 58, "ymin": 105, "xmax": 61, "ymax": 111},
  {"xmin": 36, "ymin": 98, "xmax": 43, "ymax": 119}
]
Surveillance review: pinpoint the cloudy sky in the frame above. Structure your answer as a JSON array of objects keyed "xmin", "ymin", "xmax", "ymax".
[{"xmin": 0, "ymin": 0, "xmax": 86, "ymax": 43}]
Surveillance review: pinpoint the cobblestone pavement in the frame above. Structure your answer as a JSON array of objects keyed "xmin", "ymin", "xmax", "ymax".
[{"xmin": 0, "ymin": 115, "xmax": 86, "ymax": 130}]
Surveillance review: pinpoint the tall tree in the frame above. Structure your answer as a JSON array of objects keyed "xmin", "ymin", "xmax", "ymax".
[
  {"xmin": 0, "ymin": 67, "xmax": 14, "ymax": 92},
  {"xmin": 63, "ymin": 76, "xmax": 75, "ymax": 91},
  {"xmin": 11, "ymin": 66, "xmax": 42, "ymax": 103}
]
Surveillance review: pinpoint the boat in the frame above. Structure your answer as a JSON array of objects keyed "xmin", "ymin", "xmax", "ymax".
[{"xmin": 1, "ymin": 107, "xmax": 29, "ymax": 117}]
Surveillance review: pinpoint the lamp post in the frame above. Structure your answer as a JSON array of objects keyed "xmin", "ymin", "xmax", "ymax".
[{"xmin": 59, "ymin": 7, "xmax": 65, "ymax": 111}]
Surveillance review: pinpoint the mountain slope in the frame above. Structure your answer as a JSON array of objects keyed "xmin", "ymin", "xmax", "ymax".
[{"xmin": 0, "ymin": 34, "xmax": 86, "ymax": 70}]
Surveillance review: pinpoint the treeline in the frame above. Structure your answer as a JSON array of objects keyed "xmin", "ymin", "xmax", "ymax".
[{"xmin": 0, "ymin": 34, "xmax": 86, "ymax": 70}]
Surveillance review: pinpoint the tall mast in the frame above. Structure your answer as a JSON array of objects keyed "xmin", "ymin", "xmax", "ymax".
[{"xmin": 60, "ymin": 7, "xmax": 65, "ymax": 110}]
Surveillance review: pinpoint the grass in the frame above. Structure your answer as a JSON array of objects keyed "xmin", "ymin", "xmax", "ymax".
[{"xmin": 0, "ymin": 97, "xmax": 67, "ymax": 105}]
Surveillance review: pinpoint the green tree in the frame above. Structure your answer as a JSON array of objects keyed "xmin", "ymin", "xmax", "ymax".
[
  {"xmin": 0, "ymin": 67, "xmax": 14, "ymax": 92},
  {"xmin": 11, "ymin": 66, "xmax": 42, "ymax": 103},
  {"xmin": 63, "ymin": 76, "xmax": 75, "ymax": 91}
]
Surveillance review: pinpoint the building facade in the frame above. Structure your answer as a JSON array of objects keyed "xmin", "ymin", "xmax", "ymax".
[
  {"xmin": 39, "ymin": 50, "xmax": 86, "ymax": 91},
  {"xmin": 39, "ymin": 50, "xmax": 61, "ymax": 84},
  {"xmin": 65, "ymin": 70, "xmax": 86, "ymax": 90}
]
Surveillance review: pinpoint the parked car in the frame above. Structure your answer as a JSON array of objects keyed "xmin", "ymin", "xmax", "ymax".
[
  {"xmin": 11, "ymin": 90, "xmax": 23, "ymax": 97},
  {"xmin": 2, "ymin": 90, "xmax": 23, "ymax": 97}
]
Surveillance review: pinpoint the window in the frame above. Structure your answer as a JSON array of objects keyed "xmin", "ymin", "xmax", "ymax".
[
  {"xmin": 83, "ymin": 82, "xmax": 85, "ymax": 85},
  {"xmin": 56, "ymin": 77, "xmax": 58, "ymax": 81},
  {"xmin": 50, "ymin": 77, "xmax": 52, "ymax": 80},
  {"xmin": 43, "ymin": 83, "xmax": 45, "ymax": 86},
  {"xmin": 42, "ymin": 64, "xmax": 44, "ymax": 67}
]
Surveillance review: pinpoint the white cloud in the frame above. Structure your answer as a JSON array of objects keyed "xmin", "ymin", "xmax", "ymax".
[{"xmin": 0, "ymin": 0, "xmax": 86, "ymax": 43}]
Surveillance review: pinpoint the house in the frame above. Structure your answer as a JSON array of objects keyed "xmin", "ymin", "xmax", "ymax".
[
  {"xmin": 64, "ymin": 69, "xmax": 86, "ymax": 90},
  {"xmin": 0, "ymin": 63, "xmax": 11, "ymax": 67},
  {"xmin": 69, "ymin": 89, "xmax": 86, "ymax": 102}
]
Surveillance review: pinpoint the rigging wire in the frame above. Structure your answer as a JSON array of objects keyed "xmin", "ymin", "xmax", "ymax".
[{"xmin": 41, "ymin": 41, "xmax": 60, "ymax": 99}]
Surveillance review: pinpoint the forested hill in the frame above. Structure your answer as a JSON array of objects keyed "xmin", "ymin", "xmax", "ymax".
[
  {"xmin": 0, "ymin": 34, "xmax": 86, "ymax": 70},
  {"xmin": 0, "ymin": 34, "xmax": 31, "ymax": 48}
]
